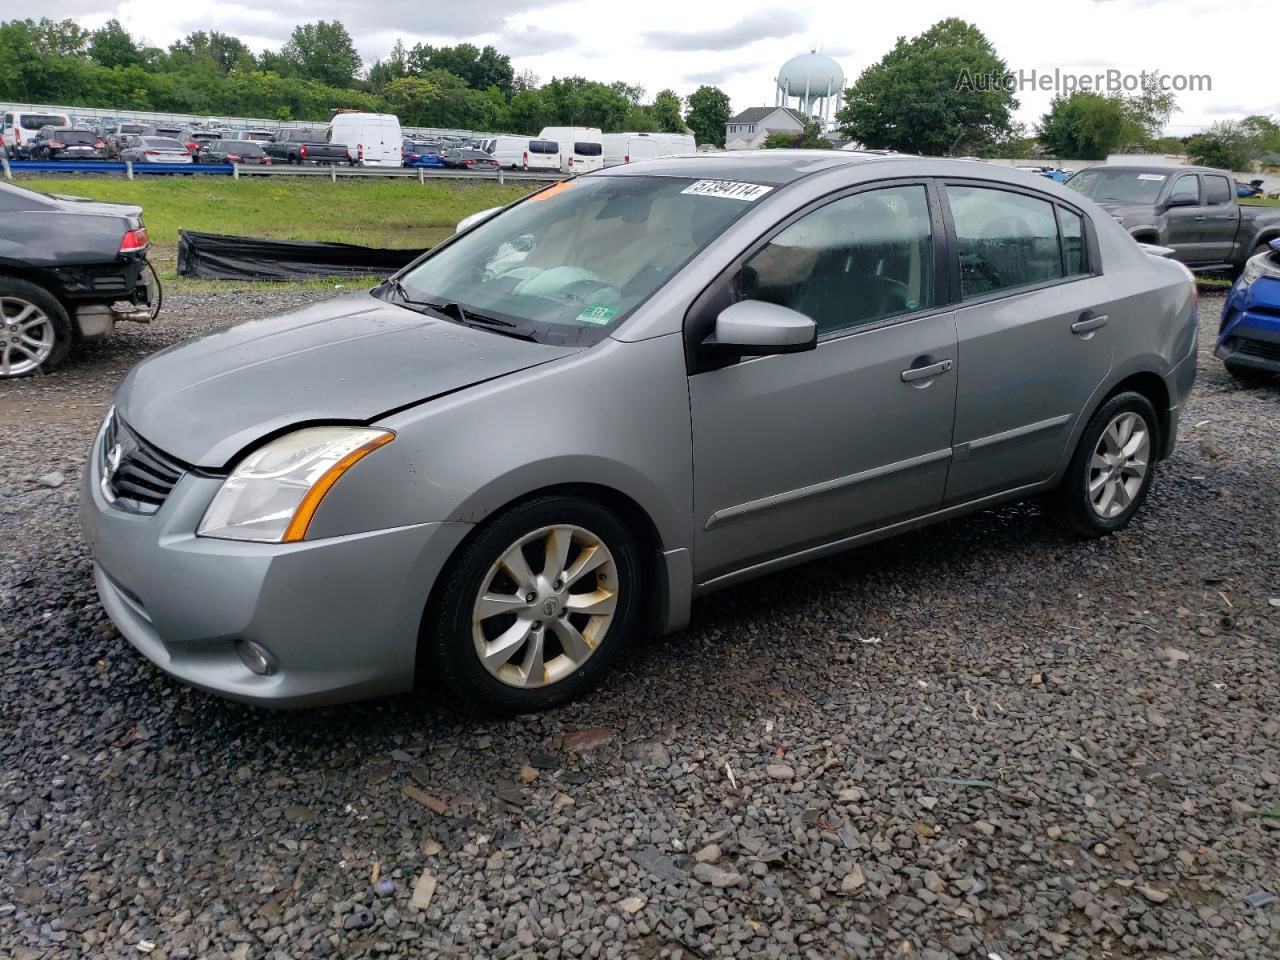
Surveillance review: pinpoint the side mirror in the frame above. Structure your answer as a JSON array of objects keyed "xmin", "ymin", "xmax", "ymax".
[
  {"xmin": 701, "ymin": 300, "xmax": 817, "ymax": 359},
  {"xmin": 1164, "ymin": 195, "xmax": 1199, "ymax": 208}
]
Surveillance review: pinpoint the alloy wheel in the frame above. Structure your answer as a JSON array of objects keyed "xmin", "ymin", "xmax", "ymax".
[
  {"xmin": 1087, "ymin": 411, "xmax": 1150, "ymax": 519},
  {"xmin": 472, "ymin": 524, "xmax": 618, "ymax": 688},
  {"xmin": 0, "ymin": 297, "xmax": 56, "ymax": 377}
]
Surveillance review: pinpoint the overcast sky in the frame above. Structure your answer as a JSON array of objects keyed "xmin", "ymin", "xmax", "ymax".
[{"xmin": 9, "ymin": 0, "xmax": 1272, "ymax": 133}]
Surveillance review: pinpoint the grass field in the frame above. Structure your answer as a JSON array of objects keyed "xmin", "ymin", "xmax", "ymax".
[
  {"xmin": 18, "ymin": 175, "xmax": 539, "ymax": 256},
  {"xmin": 1243, "ymin": 196, "xmax": 1280, "ymax": 207}
]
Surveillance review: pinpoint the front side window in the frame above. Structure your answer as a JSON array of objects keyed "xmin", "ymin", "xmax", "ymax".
[
  {"xmin": 739, "ymin": 184, "xmax": 934, "ymax": 335},
  {"xmin": 1204, "ymin": 175, "xmax": 1231, "ymax": 206},
  {"xmin": 947, "ymin": 185, "xmax": 1063, "ymax": 298},
  {"xmin": 392, "ymin": 175, "xmax": 764, "ymax": 345},
  {"xmin": 1168, "ymin": 176, "xmax": 1200, "ymax": 204}
]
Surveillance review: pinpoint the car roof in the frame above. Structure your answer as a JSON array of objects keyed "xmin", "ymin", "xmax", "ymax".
[
  {"xmin": 1076, "ymin": 163, "xmax": 1228, "ymax": 176},
  {"xmin": 596, "ymin": 150, "xmax": 909, "ymax": 186}
]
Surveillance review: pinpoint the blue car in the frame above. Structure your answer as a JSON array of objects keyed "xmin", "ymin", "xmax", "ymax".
[
  {"xmin": 402, "ymin": 141, "xmax": 445, "ymax": 168},
  {"xmin": 1217, "ymin": 238, "xmax": 1280, "ymax": 382}
]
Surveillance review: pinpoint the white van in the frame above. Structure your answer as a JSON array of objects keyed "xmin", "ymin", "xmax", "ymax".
[
  {"xmin": 538, "ymin": 126, "xmax": 604, "ymax": 173},
  {"xmin": 2, "ymin": 110, "xmax": 71, "ymax": 157},
  {"xmin": 492, "ymin": 136, "xmax": 561, "ymax": 171},
  {"xmin": 602, "ymin": 133, "xmax": 662, "ymax": 167},
  {"xmin": 327, "ymin": 113, "xmax": 403, "ymax": 167},
  {"xmin": 657, "ymin": 132, "xmax": 696, "ymax": 156}
]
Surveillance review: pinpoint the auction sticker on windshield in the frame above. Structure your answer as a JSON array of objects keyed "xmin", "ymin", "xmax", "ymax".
[
  {"xmin": 575, "ymin": 304, "xmax": 619, "ymax": 325},
  {"xmin": 1137, "ymin": 174, "xmax": 1167, "ymax": 181},
  {"xmin": 681, "ymin": 180, "xmax": 774, "ymax": 202}
]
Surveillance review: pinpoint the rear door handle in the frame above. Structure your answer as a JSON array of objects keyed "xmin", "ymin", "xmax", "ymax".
[
  {"xmin": 1071, "ymin": 312, "xmax": 1109, "ymax": 336},
  {"xmin": 901, "ymin": 359, "xmax": 953, "ymax": 382},
  {"xmin": 1194, "ymin": 215, "xmax": 1206, "ymax": 222}
]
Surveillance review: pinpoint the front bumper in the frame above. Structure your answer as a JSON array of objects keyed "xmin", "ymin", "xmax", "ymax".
[
  {"xmin": 79, "ymin": 426, "xmax": 471, "ymax": 707},
  {"xmin": 1216, "ymin": 276, "xmax": 1280, "ymax": 374}
]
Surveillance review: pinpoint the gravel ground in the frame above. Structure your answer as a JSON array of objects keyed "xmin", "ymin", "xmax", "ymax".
[{"xmin": 1, "ymin": 290, "xmax": 1279, "ymax": 960}]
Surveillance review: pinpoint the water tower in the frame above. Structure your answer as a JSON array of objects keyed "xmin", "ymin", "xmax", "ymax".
[{"xmin": 775, "ymin": 51, "xmax": 846, "ymax": 126}]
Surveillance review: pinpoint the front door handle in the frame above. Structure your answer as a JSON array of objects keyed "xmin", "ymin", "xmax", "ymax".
[
  {"xmin": 900, "ymin": 358, "xmax": 953, "ymax": 382},
  {"xmin": 1194, "ymin": 215, "xmax": 1206, "ymax": 222},
  {"xmin": 1071, "ymin": 312, "xmax": 1109, "ymax": 336}
]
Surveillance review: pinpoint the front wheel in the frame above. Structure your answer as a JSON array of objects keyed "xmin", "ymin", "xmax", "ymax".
[
  {"xmin": 0, "ymin": 278, "xmax": 72, "ymax": 378},
  {"xmin": 1044, "ymin": 391, "xmax": 1159, "ymax": 538},
  {"xmin": 424, "ymin": 496, "xmax": 643, "ymax": 715}
]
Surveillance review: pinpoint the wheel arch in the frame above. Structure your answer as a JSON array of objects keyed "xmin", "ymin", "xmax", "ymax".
[
  {"xmin": 416, "ymin": 481, "xmax": 674, "ymax": 672},
  {"xmin": 1099, "ymin": 371, "xmax": 1171, "ymax": 458}
]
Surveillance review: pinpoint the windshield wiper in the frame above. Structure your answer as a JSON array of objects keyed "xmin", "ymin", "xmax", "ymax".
[{"xmin": 425, "ymin": 300, "xmax": 517, "ymax": 329}]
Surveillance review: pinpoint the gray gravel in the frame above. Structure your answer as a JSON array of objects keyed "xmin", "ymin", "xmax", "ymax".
[{"xmin": 2, "ymin": 290, "xmax": 1279, "ymax": 960}]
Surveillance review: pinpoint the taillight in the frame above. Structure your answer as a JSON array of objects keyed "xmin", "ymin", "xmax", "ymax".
[
  {"xmin": 464, "ymin": 159, "xmax": 475, "ymax": 166},
  {"xmin": 119, "ymin": 227, "xmax": 148, "ymax": 253},
  {"xmin": 94, "ymin": 140, "xmax": 106, "ymax": 148},
  {"xmin": 142, "ymin": 150, "xmax": 159, "ymax": 156},
  {"xmin": 228, "ymin": 155, "xmax": 242, "ymax": 163},
  {"xmin": 624, "ymin": 154, "xmax": 630, "ymax": 163},
  {"xmin": 357, "ymin": 144, "xmax": 363, "ymax": 161},
  {"xmin": 523, "ymin": 151, "xmax": 528, "ymax": 165},
  {"xmin": 300, "ymin": 144, "xmax": 307, "ymax": 159},
  {"xmin": 186, "ymin": 142, "xmax": 197, "ymax": 151},
  {"xmin": 49, "ymin": 141, "xmax": 66, "ymax": 149}
]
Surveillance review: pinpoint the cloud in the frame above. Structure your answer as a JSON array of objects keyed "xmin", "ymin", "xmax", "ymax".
[
  {"xmin": 642, "ymin": 11, "xmax": 806, "ymax": 52},
  {"xmin": 498, "ymin": 25, "xmax": 578, "ymax": 57},
  {"xmin": 683, "ymin": 62, "xmax": 765, "ymax": 86}
]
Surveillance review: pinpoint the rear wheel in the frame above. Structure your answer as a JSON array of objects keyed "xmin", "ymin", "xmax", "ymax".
[
  {"xmin": 0, "ymin": 278, "xmax": 72, "ymax": 378},
  {"xmin": 424, "ymin": 496, "xmax": 642, "ymax": 715},
  {"xmin": 1045, "ymin": 391, "xmax": 1159, "ymax": 538}
]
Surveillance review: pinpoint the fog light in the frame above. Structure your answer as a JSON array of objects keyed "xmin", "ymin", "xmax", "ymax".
[{"xmin": 235, "ymin": 640, "xmax": 277, "ymax": 676}]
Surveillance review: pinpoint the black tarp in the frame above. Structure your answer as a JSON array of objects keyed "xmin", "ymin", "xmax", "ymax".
[{"xmin": 177, "ymin": 230, "xmax": 428, "ymax": 281}]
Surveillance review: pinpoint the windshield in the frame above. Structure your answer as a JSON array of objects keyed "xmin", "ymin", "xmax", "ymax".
[
  {"xmin": 1067, "ymin": 169, "xmax": 1168, "ymax": 204},
  {"xmin": 388, "ymin": 175, "xmax": 767, "ymax": 345}
]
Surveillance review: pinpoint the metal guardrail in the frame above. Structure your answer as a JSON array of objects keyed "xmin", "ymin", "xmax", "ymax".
[{"xmin": 0, "ymin": 157, "xmax": 564, "ymax": 184}]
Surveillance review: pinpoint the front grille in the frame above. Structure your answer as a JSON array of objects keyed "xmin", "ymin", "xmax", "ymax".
[
  {"xmin": 101, "ymin": 412, "xmax": 186, "ymax": 514},
  {"xmin": 1238, "ymin": 338, "xmax": 1280, "ymax": 364}
]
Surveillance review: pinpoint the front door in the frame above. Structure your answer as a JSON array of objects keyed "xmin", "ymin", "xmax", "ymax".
[
  {"xmin": 1164, "ymin": 174, "xmax": 1207, "ymax": 263},
  {"xmin": 688, "ymin": 183, "xmax": 958, "ymax": 583},
  {"xmin": 941, "ymin": 183, "xmax": 1115, "ymax": 503}
]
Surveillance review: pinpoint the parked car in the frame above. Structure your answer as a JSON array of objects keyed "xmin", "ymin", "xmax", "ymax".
[
  {"xmin": 107, "ymin": 124, "xmax": 154, "ymax": 159},
  {"xmin": 31, "ymin": 126, "xmax": 110, "ymax": 161},
  {"xmin": 1, "ymin": 110, "xmax": 70, "ymax": 158},
  {"xmin": 120, "ymin": 137, "xmax": 193, "ymax": 165},
  {"xmin": 1236, "ymin": 180, "xmax": 1264, "ymax": 199},
  {"xmin": 179, "ymin": 130, "xmax": 223, "ymax": 160},
  {"xmin": 81, "ymin": 152, "xmax": 1198, "ymax": 713},
  {"xmin": 1067, "ymin": 164, "xmax": 1280, "ymax": 277},
  {"xmin": 442, "ymin": 148, "xmax": 499, "ymax": 171},
  {"xmin": 265, "ymin": 129, "xmax": 351, "ymax": 165},
  {"xmin": 1216, "ymin": 238, "xmax": 1280, "ymax": 382},
  {"xmin": 402, "ymin": 141, "xmax": 445, "ymax": 168},
  {"xmin": 0, "ymin": 180, "xmax": 154, "ymax": 378},
  {"xmin": 237, "ymin": 129, "xmax": 277, "ymax": 143},
  {"xmin": 200, "ymin": 140, "xmax": 272, "ymax": 165}
]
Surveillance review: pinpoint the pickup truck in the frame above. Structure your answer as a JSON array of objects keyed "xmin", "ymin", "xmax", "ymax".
[
  {"xmin": 1068, "ymin": 164, "xmax": 1280, "ymax": 277},
  {"xmin": 264, "ymin": 129, "xmax": 352, "ymax": 165}
]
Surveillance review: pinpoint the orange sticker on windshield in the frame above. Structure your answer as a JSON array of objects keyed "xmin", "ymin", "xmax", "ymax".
[{"xmin": 528, "ymin": 180, "xmax": 576, "ymax": 202}]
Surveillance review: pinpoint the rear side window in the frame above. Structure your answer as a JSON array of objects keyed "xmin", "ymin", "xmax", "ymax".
[
  {"xmin": 946, "ymin": 185, "xmax": 1064, "ymax": 299},
  {"xmin": 574, "ymin": 142, "xmax": 602, "ymax": 156},
  {"xmin": 1060, "ymin": 208, "xmax": 1087, "ymax": 276},
  {"xmin": 740, "ymin": 184, "xmax": 935, "ymax": 336},
  {"xmin": 1204, "ymin": 175, "xmax": 1232, "ymax": 206},
  {"xmin": 21, "ymin": 114, "xmax": 67, "ymax": 129},
  {"xmin": 529, "ymin": 140, "xmax": 558, "ymax": 154}
]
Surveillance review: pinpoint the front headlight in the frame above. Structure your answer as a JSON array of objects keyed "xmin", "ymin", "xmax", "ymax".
[
  {"xmin": 1240, "ymin": 250, "xmax": 1280, "ymax": 287},
  {"xmin": 197, "ymin": 426, "xmax": 394, "ymax": 543}
]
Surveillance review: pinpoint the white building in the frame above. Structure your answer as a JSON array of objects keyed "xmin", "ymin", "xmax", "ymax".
[{"xmin": 724, "ymin": 106, "xmax": 808, "ymax": 151}]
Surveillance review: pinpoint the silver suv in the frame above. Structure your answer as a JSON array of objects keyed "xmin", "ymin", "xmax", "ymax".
[{"xmin": 81, "ymin": 152, "xmax": 1199, "ymax": 713}]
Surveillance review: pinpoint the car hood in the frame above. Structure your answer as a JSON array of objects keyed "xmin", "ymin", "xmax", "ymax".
[
  {"xmin": 115, "ymin": 292, "xmax": 580, "ymax": 468},
  {"xmin": 1092, "ymin": 201, "xmax": 1155, "ymax": 223}
]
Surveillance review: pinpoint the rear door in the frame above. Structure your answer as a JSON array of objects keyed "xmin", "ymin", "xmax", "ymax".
[
  {"xmin": 941, "ymin": 181, "xmax": 1115, "ymax": 503},
  {"xmin": 689, "ymin": 181, "xmax": 957, "ymax": 581},
  {"xmin": 1200, "ymin": 173, "xmax": 1240, "ymax": 263}
]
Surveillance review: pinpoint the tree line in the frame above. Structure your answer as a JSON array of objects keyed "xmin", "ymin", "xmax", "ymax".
[{"xmin": 0, "ymin": 17, "xmax": 733, "ymax": 145}]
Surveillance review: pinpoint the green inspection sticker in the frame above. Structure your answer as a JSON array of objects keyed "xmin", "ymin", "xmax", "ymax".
[{"xmin": 576, "ymin": 304, "xmax": 618, "ymax": 325}]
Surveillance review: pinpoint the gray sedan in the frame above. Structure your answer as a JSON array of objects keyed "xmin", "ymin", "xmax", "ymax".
[{"xmin": 80, "ymin": 152, "xmax": 1199, "ymax": 713}]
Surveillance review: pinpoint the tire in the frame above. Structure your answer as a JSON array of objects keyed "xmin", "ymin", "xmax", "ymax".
[
  {"xmin": 1044, "ymin": 391, "xmax": 1159, "ymax": 538},
  {"xmin": 1225, "ymin": 361, "xmax": 1270, "ymax": 385},
  {"xmin": 0, "ymin": 277, "xmax": 72, "ymax": 379},
  {"xmin": 424, "ymin": 495, "xmax": 643, "ymax": 715}
]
